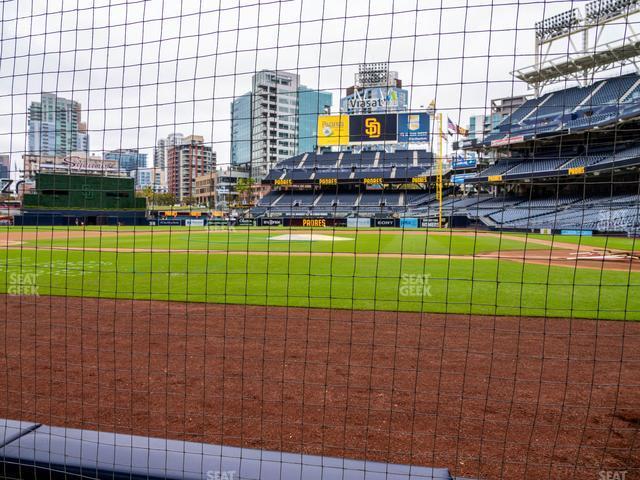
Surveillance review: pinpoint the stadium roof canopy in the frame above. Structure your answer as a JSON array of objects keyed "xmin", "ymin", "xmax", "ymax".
[
  {"xmin": 513, "ymin": 0, "xmax": 640, "ymax": 94},
  {"xmin": 514, "ymin": 33, "xmax": 640, "ymax": 85}
]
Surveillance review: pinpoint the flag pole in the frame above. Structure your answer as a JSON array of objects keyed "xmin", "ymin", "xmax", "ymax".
[{"xmin": 437, "ymin": 113, "xmax": 443, "ymax": 229}]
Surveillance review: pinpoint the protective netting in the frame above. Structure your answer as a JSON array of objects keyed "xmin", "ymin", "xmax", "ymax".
[{"xmin": 1, "ymin": 1, "xmax": 639, "ymax": 479}]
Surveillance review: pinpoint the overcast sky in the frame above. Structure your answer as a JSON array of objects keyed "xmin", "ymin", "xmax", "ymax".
[{"xmin": 0, "ymin": 0, "xmax": 637, "ymax": 172}]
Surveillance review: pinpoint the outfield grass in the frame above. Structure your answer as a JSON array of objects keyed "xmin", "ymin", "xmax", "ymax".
[
  {"xmin": 6, "ymin": 225, "xmax": 637, "ymax": 251},
  {"xmin": 2, "ymin": 227, "xmax": 639, "ymax": 320},
  {"xmin": 1, "ymin": 245, "xmax": 638, "ymax": 320},
  {"xmin": 20, "ymin": 229, "xmax": 547, "ymax": 255}
]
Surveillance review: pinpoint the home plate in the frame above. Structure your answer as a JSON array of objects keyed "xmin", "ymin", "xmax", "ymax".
[{"xmin": 270, "ymin": 234, "xmax": 352, "ymax": 242}]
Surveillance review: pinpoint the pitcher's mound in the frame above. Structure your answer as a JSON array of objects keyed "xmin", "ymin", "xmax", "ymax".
[{"xmin": 270, "ymin": 234, "xmax": 352, "ymax": 242}]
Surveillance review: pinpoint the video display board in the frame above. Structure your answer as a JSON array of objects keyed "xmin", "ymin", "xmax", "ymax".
[{"xmin": 317, "ymin": 112, "xmax": 430, "ymax": 145}]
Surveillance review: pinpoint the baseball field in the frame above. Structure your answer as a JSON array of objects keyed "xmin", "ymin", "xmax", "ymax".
[
  {"xmin": 1, "ymin": 225, "xmax": 639, "ymax": 479},
  {"xmin": 1, "ymin": 226, "xmax": 639, "ymax": 319}
]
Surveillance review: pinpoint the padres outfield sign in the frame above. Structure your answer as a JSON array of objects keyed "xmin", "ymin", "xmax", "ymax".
[
  {"xmin": 317, "ymin": 113, "xmax": 429, "ymax": 145},
  {"xmin": 349, "ymin": 114, "xmax": 398, "ymax": 143},
  {"xmin": 317, "ymin": 115, "xmax": 350, "ymax": 146},
  {"xmin": 302, "ymin": 218, "xmax": 327, "ymax": 227}
]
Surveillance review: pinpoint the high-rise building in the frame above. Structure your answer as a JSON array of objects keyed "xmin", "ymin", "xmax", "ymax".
[
  {"xmin": 298, "ymin": 86, "xmax": 332, "ymax": 155},
  {"xmin": 230, "ymin": 94, "xmax": 252, "ymax": 170},
  {"xmin": 154, "ymin": 133, "xmax": 184, "ymax": 189},
  {"xmin": 230, "ymin": 70, "xmax": 332, "ymax": 180},
  {"xmin": 130, "ymin": 167, "xmax": 164, "ymax": 192},
  {"xmin": 28, "ymin": 93, "xmax": 89, "ymax": 157},
  {"xmin": 104, "ymin": 148, "xmax": 148, "ymax": 173},
  {"xmin": 167, "ymin": 135, "xmax": 215, "ymax": 201},
  {"xmin": 0, "ymin": 155, "xmax": 10, "ymax": 179},
  {"xmin": 467, "ymin": 95, "xmax": 530, "ymax": 141},
  {"xmin": 340, "ymin": 63, "xmax": 409, "ymax": 114}
]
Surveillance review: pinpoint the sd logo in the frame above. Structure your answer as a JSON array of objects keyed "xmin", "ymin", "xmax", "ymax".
[
  {"xmin": 364, "ymin": 118, "xmax": 381, "ymax": 138},
  {"xmin": 349, "ymin": 114, "xmax": 397, "ymax": 143}
]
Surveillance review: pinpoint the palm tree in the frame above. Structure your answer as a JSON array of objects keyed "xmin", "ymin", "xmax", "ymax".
[
  {"xmin": 236, "ymin": 177, "xmax": 255, "ymax": 206},
  {"xmin": 140, "ymin": 185, "xmax": 154, "ymax": 209}
]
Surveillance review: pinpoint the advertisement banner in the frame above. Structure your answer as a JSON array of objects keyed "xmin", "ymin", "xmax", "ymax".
[
  {"xmin": 452, "ymin": 152, "xmax": 477, "ymax": 169},
  {"xmin": 158, "ymin": 218, "xmax": 182, "ymax": 226},
  {"xmin": 237, "ymin": 218, "xmax": 255, "ymax": 226},
  {"xmin": 398, "ymin": 113, "xmax": 430, "ymax": 143},
  {"xmin": 208, "ymin": 218, "xmax": 229, "ymax": 226},
  {"xmin": 421, "ymin": 218, "xmax": 440, "ymax": 228},
  {"xmin": 490, "ymin": 135, "xmax": 524, "ymax": 147},
  {"xmin": 341, "ymin": 87, "xmax": 407, "ymax": 113},
  {"xmin": 317, "ymin": 115, "xmax": 350, "ymax": 146},
  {"xmin": 347, "ymin": 217, "xmax": 371, "ymax": 228},
  {"xmin": 285, "ymin": 217, "xmax": 347, "ymax": 227},
  {"xmin": 561, "ymin": 230, "xmax": 593, "ymax": 236},
  {"xmin": 349, "ymin": 114, "xmax": 398, "ymax": 143},
  {"xmin": 454, "ymin": 138, "xmax": 478, "ymax": 150},
  {"xmin": 260, "ymin": 218, "xmax": 283, "ymax": 227},
  {"xmin": 374, "ymin": 218, "xmax": 397, "ymax": 228},
  {"xmin": 185, "ymin": 218, "xmax": 205, "ymax": 227},
  {"xmin": 399, "ymin": 218, "xmax": 419, "ymax": 228},
  {"xmin": 451, "ymin": 173, "xmax": 475, "ymax": 184}
]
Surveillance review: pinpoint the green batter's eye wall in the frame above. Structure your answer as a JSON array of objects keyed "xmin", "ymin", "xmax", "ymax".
[{"xmin": 22, "ymin": 173, "xmax": 146, "ymax": 210}]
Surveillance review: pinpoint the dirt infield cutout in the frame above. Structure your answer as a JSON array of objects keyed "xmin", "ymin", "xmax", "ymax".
[{"xmin": 269, "ymin": 233, "xmax": 353, "ymax": 242}]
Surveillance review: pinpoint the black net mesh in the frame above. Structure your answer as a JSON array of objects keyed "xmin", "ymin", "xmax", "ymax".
[{"xmin": 0, "ymin": 1, "xmax": 639, "ymax": 479}]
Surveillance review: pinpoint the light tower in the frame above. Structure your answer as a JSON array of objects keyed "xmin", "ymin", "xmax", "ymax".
[{"xmin": 513, "ymin": 0, "xmax": 640, "ymax": 95}]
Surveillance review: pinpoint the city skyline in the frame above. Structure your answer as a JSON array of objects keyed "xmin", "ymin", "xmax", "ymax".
[{"xmin": 3, "ymin": 0, "xmax": 618, "ymax": 175}]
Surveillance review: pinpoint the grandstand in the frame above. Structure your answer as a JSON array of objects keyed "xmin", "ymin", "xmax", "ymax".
[
  {"xmin": 482, "ymin": 73, "xmax": 640, "ymax": 146},
  {"xmin": 246, "ymin": 0, "xmax": 640, "ymax": 236},
  {"xmin": 456, "ymin": 68, "xmax": 640, "ymax": 234},
  {"xmin": 252, "ymin": 150, "xmax": 440, "ymax": 219},
  {"xmin": 252, "ymin": 72, "xmax": 640, "ymax": 234}
]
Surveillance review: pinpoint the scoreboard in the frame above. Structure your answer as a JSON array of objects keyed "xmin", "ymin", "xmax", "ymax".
[{"xmin": 317, "ymin": 112, "xmax": 430, "ymax": 146}]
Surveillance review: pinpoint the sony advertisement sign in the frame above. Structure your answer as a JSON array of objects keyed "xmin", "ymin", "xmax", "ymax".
[{"xmin": 374, "ymin": 218, "xmax": 398, "ymax": 227}]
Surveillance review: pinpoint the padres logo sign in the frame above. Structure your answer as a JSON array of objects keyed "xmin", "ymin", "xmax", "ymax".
[
  {"xmin": 364, "ymin": 118, "xmax": 381, "ymax": 138},
  {"xmin": 349, "ymin": 114, "xmax": 398, "ymax": 143},
  {"xmin": 302, "ymin": 219, "xmax": 326, "ymax": 227}
]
